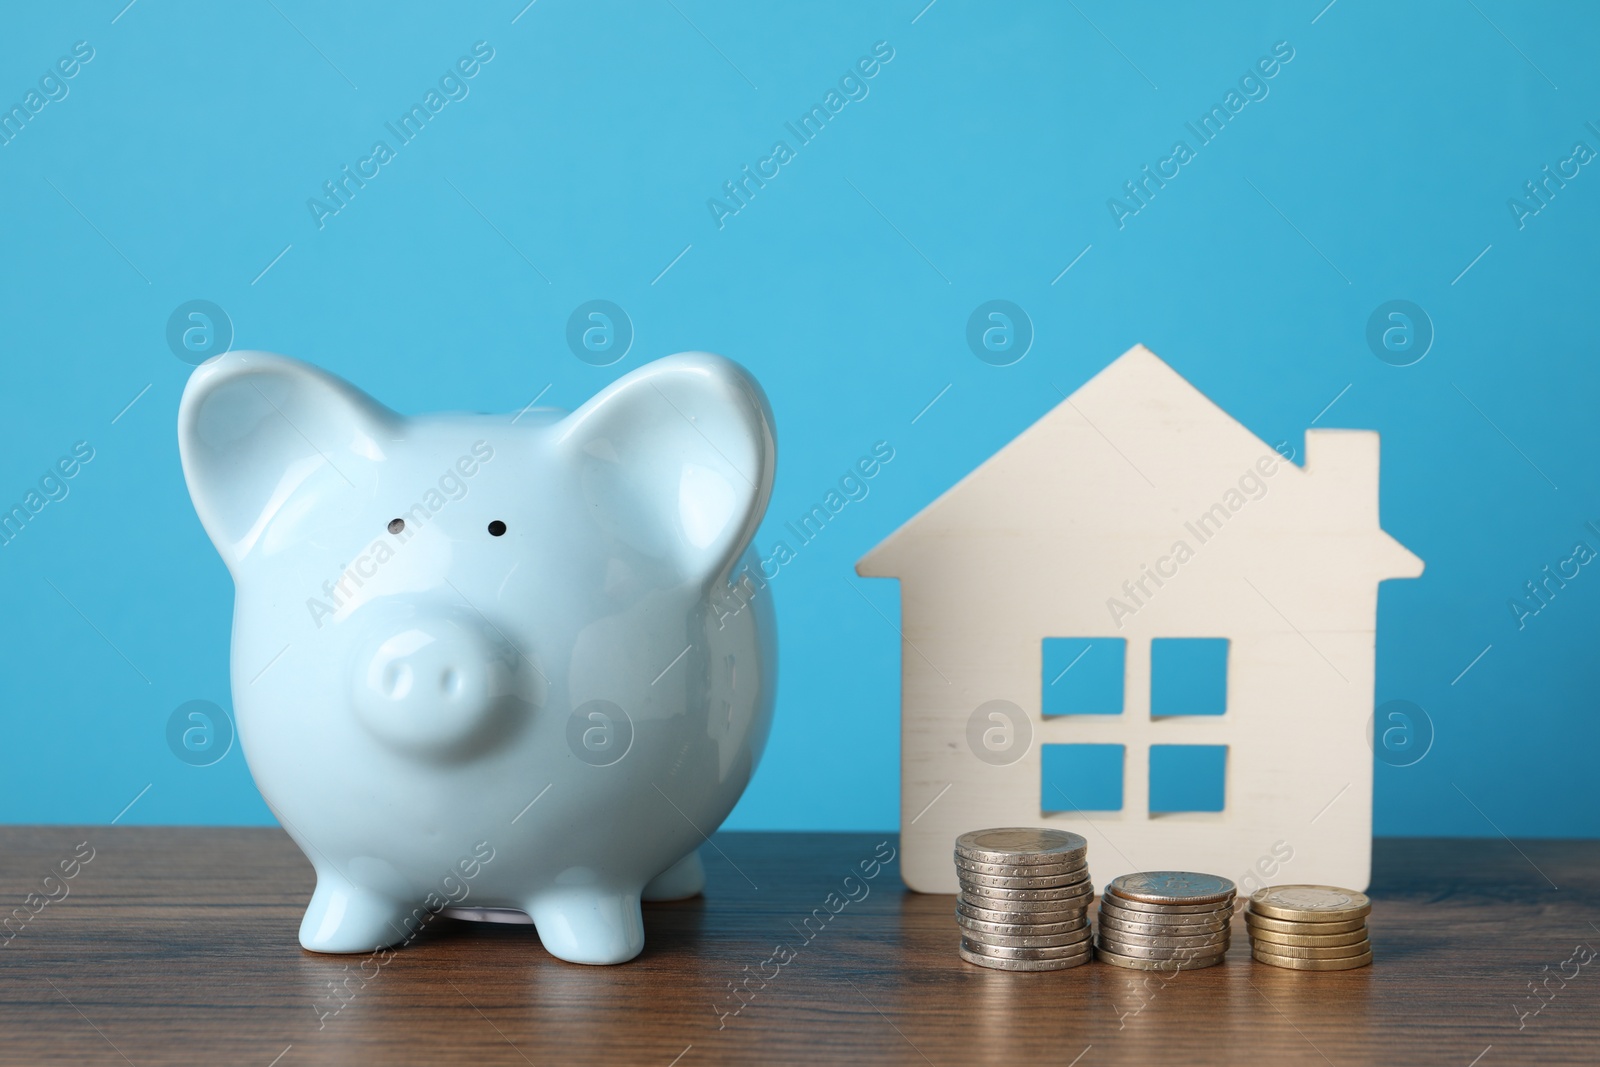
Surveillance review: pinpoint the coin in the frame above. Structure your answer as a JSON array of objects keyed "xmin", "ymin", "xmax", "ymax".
[
  {"xmin": 1096, "ymin": 945, "xmax": 1226, "ymax": 971},
  {"xmin": 960, "ymin": 892, "xmax": 1090, "ymax": 914},
  {"xmin": 962, "ymin": 895, "xmax": 1093, "ymax": 918},
  {"xmin": 972, "ymin": 922, "xmax": 1091, "ymax": 939},
  {"xmin": 1101, "ymin": 892, "xmax": 1234, "ymax": 916},
  {"xmin": 1244, "ymin": 912, "xmax": 1367, "ymax": 936},
  {"xmin": 960, "ymin": 936, "xmax": 1094, "ymax": 960},
  {"xmin": 1248, "ymin": 885, "xmax": 1371, "ymax": 923},
  {"xmin": 1108, "ymin": 872, "xmax": 1236, "ymax": 906},
  {"xmin": 1095, "ymin": 936, "xmax": 1229, "ymax": 961},
  {"xmin": 963, "ymin": 880, "xmax": 1093, "ymax": 899},
  {"xmin": 1095, "ymin": 927, "xmax": 1230, "ymax": 950},
  {"xmin": 1248, "ymin": 927, "xmax": 1369, "ymax": 948},
  {"xmin": 958, "ymin": 944, "xmax": 1092, "ymax": 971},
  {"xmin": 957, "ymin": 912, "xmax": 1088, "ymax": 938},
  {"xmin": 1249, "ymin": 938, "xmax": 1370, "ymax": 960},
  {"xmin": 959, "ymin": 868, "xmax": 1093, "ymax": 891},
  {"xmin": 958, "ymin": 900, "xmax": 1088, "ymax": 926},
  {"xmin": 967, "ymin": 927, "xmax": 1094, "ymax": 950},
  {"xmin": 955, "ymin": 856, "xmax": 1088, "ymax": 879},
  {"xmin": 1098, "ymin": 899, "xmax": 1231, "ymax": 926},
  {"xmin": 1097, "ymin": 909, "xmax": 1231, "ymax": 936},
  {"xmin": 1094, "ymin": 902, "xmax": 1228, "ymax": 927},
  {"xmin": 1251, "ymin": 946, "xmax": 1372, "ymax": 970},
  {"xmin": 955, "ymin": 828, "xmax": 1088, "ymax": 866},
  {"xmin": 1103, "ymin": 942, "xmax": 1231, "ymax": 963},
  {"xmin": 961, "ymin": 884, "xmax": 1094, "ymax": 906}
]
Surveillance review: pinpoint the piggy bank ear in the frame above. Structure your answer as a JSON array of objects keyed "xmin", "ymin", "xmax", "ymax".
[
  {"xmin": 178, "ymin": 352, "xmax": 397, "ymax": 568},
  {"xmin": 561, "ymin": 352, "xmax": 775, "ymax": 582}
]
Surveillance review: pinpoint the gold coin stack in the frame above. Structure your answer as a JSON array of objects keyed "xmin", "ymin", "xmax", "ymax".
[
  {"xmin": 954, "ymin": 828, "xmax": 1094, "ymax": 971},
  {"xmin": 1095, "ymin": 871, "xmax": 1236, "ymax": 971},
  {"xmin": 1245, "ymin": 885, "xmax": 1373, "ymax": 970}
]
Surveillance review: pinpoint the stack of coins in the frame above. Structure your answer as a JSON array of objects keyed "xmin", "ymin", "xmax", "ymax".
[
  {"xmin": 1095, "ymin": 872, "xmax": 1235, "ymax": 971},
  {"xmin": 1245, "ymin": 885, "xmax": 1372, "ymax": 970},
  {"xmin": 954, "ymin": 828, "xmax": 1094, "ymax": 971}
]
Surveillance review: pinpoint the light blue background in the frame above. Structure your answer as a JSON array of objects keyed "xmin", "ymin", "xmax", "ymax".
[{"xmin": 1, "ymin": 0, "xmax": 1595, "ymax": 838}]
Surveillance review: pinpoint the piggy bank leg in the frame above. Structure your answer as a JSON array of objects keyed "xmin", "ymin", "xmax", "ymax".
[
  {"xmin": 527, "ymin": 888, "xmax": 645, "ymax": 965},
  {"xmin": 299, "ymin": 868, "xmax": 417, "ymax": 954},
  {"xmin": 642, "ymin": 850, "xmax": 705, "ymax": 901}
]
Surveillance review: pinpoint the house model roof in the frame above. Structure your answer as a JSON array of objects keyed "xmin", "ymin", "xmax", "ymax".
[{"xmin": 858, "ymin": 344, "xmax": 1422, "ymax": 614}]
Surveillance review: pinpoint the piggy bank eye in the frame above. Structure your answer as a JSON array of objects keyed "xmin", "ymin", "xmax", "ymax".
[
  {"xmin": 488, "ymin": 520, "xmax": 507, "ymax": 537},
  {"xmin": 387, "ymin": 518, "xmax": 405, "ymax": 535}
]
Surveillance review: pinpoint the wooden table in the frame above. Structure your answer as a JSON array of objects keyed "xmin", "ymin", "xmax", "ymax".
[{"xmin": 1, "ymin": 827, "xmax": 1596, "ymax": 1065}]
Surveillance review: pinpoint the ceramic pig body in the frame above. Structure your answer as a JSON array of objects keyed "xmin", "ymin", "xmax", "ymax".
[{"xmin": 179, "ymin": 351, "xmax": 776, "ymax": 964}]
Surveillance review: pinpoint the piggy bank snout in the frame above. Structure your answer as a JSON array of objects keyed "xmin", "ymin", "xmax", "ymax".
[{"xmin": 350, "ymin": 609, "xmax": 525, "ymax": 758}]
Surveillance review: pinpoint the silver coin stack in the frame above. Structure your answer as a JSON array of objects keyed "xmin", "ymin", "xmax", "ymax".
[
  {"xmin": 1095, "ymin": 871, "xmax": 1236, "ymax": 971},
  {"xmin": 954, "ymin": 827, "xmax": 1093, "ymax": 971}
]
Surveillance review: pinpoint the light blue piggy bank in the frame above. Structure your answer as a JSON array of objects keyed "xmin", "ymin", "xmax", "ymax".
[{"xmin": 178, "ymin": 351, "xmax": 776, "ymax": 964}]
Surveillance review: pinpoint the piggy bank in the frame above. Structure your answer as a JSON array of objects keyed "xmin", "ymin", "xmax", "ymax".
[{"xmin": 178, "ymin": 350, "xmax": 776, "ymax": 964}]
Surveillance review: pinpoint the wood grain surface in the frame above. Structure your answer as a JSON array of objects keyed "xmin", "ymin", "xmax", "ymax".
[{"xmin": 0, "ymin": 827, "xmax": 1596, "ymax": 1065}]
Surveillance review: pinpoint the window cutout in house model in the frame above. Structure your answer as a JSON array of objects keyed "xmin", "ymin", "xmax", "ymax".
[
  {"xmin": 1149, "ymin": 744, "xmax": 1228, "ymax": 813},
  {"xmin": 1041, "ymin": 743, "xmax": 1124, "ymax": 812},
  {"xmin": 1041, "ymin": 637, "xmax": 1125, "ymax": 716},
  {"xmin": 1151, "ymin": 637, "xmax": 1229, "ymax": 717}
]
